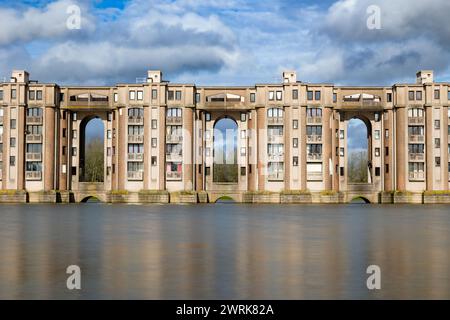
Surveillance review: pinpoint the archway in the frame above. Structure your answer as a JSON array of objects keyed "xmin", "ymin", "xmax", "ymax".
[
  {"xmin": 350, "ymin": 196, "xmax": 371, "ymax": 204},
  {"xmin": 80, "ymin": 195, "xmax": 101, "ymax": 203},
  {"xmin": 215, "ymin": 195, "xmax": 237, "ymax": 203},
  {"xmin": 213, "ymin": 116, "xmax": 238, "ymax": 183},
  {"xmin": 80, "ymin": 116, "xmax": 104, "ymax": 182},
  {"xmin": 347, "ymin": 116, "xmax": 372, "ymax": 184}
]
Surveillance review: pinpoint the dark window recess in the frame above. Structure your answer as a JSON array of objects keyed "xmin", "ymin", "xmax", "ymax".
[{"xmin": 375, "ymin": 167, "xmax": 381, "ymax": 176}]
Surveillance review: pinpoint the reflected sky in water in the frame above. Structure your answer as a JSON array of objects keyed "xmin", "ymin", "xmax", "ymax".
[{"xmin": 0, "ymin": 204, "xmax": 449, "ymax": 299}]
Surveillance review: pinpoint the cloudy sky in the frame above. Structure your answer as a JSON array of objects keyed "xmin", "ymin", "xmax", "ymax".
[{"xmin": 1, "ymin": 0, "xmax": 449, "ymax": 145}]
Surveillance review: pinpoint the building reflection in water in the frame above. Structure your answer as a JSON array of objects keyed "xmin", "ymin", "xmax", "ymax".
[{"xmin": 0, "ymin": 204, "xmax": 449, "ymax": 299}]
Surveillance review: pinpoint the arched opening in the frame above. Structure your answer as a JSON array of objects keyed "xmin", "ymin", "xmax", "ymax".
[
  {"xmin": 80, "ymin": 116, "xmax": 104, "ymax": 182},
  {"xmin": 347, "ymin": 117, "xmax": 371, "ymax": 183},
  {"xmin": 81, "ymin": 196, "xmax": 101, "ymax": 203},
  {"xmin": 350, "ymin": 196, "xmax": 371, "ymax": 204},
  {"xmin": 215, "ymin": 196, "xmax": 236, "ymax": 203},
  {"xmin": 213, "ymin": 117, "xmax": 238, "ymax": 183}
]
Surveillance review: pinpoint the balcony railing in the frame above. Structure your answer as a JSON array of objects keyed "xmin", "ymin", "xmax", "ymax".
[
  {"xmin": 307, "ymin": 135, "xmax": 322, "ymax": 143},
  {"xmin": 127, "ymin": 171, "xmax": 143, "ymax": 181},
  {"xmin": 408, "ymin": 134, "xmax": 424, "ymax": 143},
  {"xmin": 409, "ymin": 153, "xmax": 425, "ymax": 161},
  {"xmin": 267, "ymin": 117, "xmax": 284, "ymax": 125},
  {"xmin": 267, "ymin": 173, "xmax": 284, "ymax": 181},
  {"xmin": 26, "ymin": 116, "xmax": 43, "ymax": 125},
  {"xmin": 307, "ymin": 153, "xmax": 322, "ymax": 161},
  {"xmin": 166, "ymin": 134, "xmax": 183, "ymax": 143},
  {"xmin": 128, "ymin": 116, "xmax": 143, "ymax": 125},
  {"xmin": 307, "ymin": 172, "xmax": 323, "ymax": 181},
  {"xmin": 408, "ymin": 117, "xmax": 425, "ymax": 125},
  {"xmin": 306, "ymin": 117, "xmax": 322, "ymax": 124},
  {"xmin": 409, "ymin": 171, "xmax": 425, "ymax": 181},
  {"xmin": 166, "ymin": 117, "xmax": 182, "ymax": 125},
  {"xmin": 128, "ymin": 153, "xmax": 144, "ymax": 161},
  {"xmin": 166, "ymin": 171, "xmax": 182, "ymax": 181},
  {"xmin": 128, "ymin": 135, "xmax": 144, "ymax": 143},
  {"xmin": 26, "ymin": 153, "xmax": 42, "ymax": 161},
  {"xmin": 26, "ymin": 171, "xmax": 42, "ymax": 180},
  {"xmin": 166, "ymin": 152, "xmax": 183, "ymax": 161},
  {"xmin": 26, "ymin": 134, "xmax": 42, "ymax": 143}
]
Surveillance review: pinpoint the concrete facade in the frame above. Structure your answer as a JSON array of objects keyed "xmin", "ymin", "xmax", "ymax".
[{"xmin": 1, "ymin": 69, "xmax": 450, "ymax": 203}]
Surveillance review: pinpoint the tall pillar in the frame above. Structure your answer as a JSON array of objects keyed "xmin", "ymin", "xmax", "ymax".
[
  {"xmin": 2, "ymin": 106, "xmax": 9, "ymax": 190},
  {"xmin": 16, "ymin": 105, "xmax": 26, "ymax": 190},
  {"xmin": 323, "ymin": 106, "xmax": 332, "ymax": 190},
  {"xmin": 183, "ymin": 107, "xmax": 193, "ymax": 190},
  {"xmin": 396, "ymin": 107, "xmax": 407, "ymax": 190},
  {"xmin": 384, "ymin": 109, "xmax": 394, "ymax": 191},
  {"xmin": 195, "ymin": 110, "xmax": 203, "ymax": 191},
  {"xmin": 117, "ymin": 107, "xmax": 126, "ymax": 190},
  {"xmin": 300, "ymin": 106, "xmax": 307, "ymax": 190},
  {"xmin": 256, "ymin": 107, "xmax": 266, "ymax": 191},
  {"xmin": 143, "ymin": 106, "xmax": 151, "ymax": 190},
  {"xmin": 442, "ymin": 106, "xmax": 449, "ymax": 188},
  {"xmin": 43, "ymin": 106, "xmax": 55, "ymax": 190},
  {"xmin": 284, "ymin": 106, "xmax": 291, "ymax": 191},
  {"xmin": 158, "ymin": 106, "xmax": 166, "ymax": 190},
  {"xmin": 425, "ymin": 105, "xmax": 434, "ymax": 190},
  {"xmin": 59, "ymin": 110, "xmax": 68, "ymax": 191},
  {"xmin": 247, "ymin": 109, "xmax": 256, "ymax": 191}
]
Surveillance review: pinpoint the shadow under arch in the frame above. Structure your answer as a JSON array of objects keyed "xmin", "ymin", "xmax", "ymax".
[
  {"xmin": 350, "ymin": 196, "xmax": 371, "ymax": 204},
  {"xmin": 79, "ymin": 115, "xmax": 105, "ymax": 182},
  {"xmin": 215, "ymin": 195, "xmax": 237, "ymax": 203},
  {"xmin": 80, "ymin": 195, "xmax": 101, "ymax": 203},
  {"xmin": 213, "ymin": 116, "xmax": 238, "ymax": 183}
]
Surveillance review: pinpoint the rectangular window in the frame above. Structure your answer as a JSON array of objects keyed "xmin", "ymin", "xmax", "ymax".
[
  {"xmin": 293, "ymin": 138, "xmax": 298, "ymax": 148},
  {"xmin": 385, "ymin": 129, "xmax": 389, "ymax": 138},
  {"xmin": 434, "ymin": 89, "xmax": 440, "ymax": 99},
  {"xmin": 240, "ymin": 113, "xmax": 246, "ymax": 122},
  {"xmin": 333, "ymin": 93, "xmax": 337, "ymax": 103},
  {"xmin": 205, "ymin": 112, "xmax": 211, "ymax": 121},
  {"xmin": 106, "ymin": 130, "xmax": 111, "ymax": 139},
  {"xmin": 340, "ymin": 167, "xmax": 344, "ymax": 176},
  {"xmin": 250, "ymin": 93, "xmax": 256, "ymax": 102},
  {"xmin": 435, "ymin": 138, "xmax": 440, "ymax": 148},
  {"xmin": 152, "ymin": 138, "xmax": 157, "ymax": 148},
  {"xmin": 448, "ymin": 91, "xmax": 450, "ymax": 100},
  {"xmin": 385, "ymin": 164, "xmax": 389, "ymax": 173},
  {"xmin": 114, "ymin": 93, "xmax": 118, "ymax": 102},
  {"xmin": 129, "ymin": 90, "xmax": 136, "ymax": 100},
  {"xmin": 107, "ymin": 147, "xmax": 111, "ymax": 156},
  {"xmin": 416, "ymin": 91, "xmax": 422, "ymax": 100},
  {"xmin": 150, "ymin": 89, "xmax": 157, "ymax": 100},
  {"xmin": 73, "ymin": 112, "xmax": 77, "ymax": 121},
  {"xmin": 307, "ymin": 91, "xmax": 313, "ymax": 100},
  {"xmin": 10, "ymin": 137, "xmax": 16, "ymax": 147},
  {"xmin": 435, "ymin": 120, "xmax": 440, "ymax": 129},
  {"xmin": 314, "ymin": 91, "xmax": 321, "ymax": 101},
  {"xmin": 240, "ymin": 130, "xmax": 246, "ymax": 139},
  {"xmin": 10, "ymin": 119, "xmax": 16, "ymax": 129},
  {"xmin": 436, "ymin": 157, "xmax": 441, "ymax": 167},
  {"xmin": 195, "ymin": 93, "xmax": 201, "ymax": 103},
  {"xmin": 11, "ymin": 89, "xmax": 16, "ymax": 99},
  {"xmin": 205, "ymin": 167, "xmax": 211, "ymax": 176},
  {"xmin": 276, "ymin": 91, "xmax": 282, "ymax": 101},
  {"xmin": 375, "ymin": 167, "xmax": 381, "ymax": 176},
  {"xmin": 62, "ymin": 128, "xmax": 66, "ymax": 138},
  {"xmin": 385, "ymin": 147, "xmax": 389, "ymax": 156},
  {"xmin": 167, "ymin": 90, "xmax": 174, "ymax": 100},
  {"xmin": 62, "ymin": 146, "xmax": 66, "ymax": 156},
  {"xmin": 374, "ymin": 130, "xmax": 380, "ymax": 140},
  {"xmin": 151, "ymin": 119, "xmax": 157, "ymax": 129},
  {"xmin": 408, "ymin": 91, "xmax": 415, "ymax": 100},
  {"xmin": 293, "ymin": 119, "xmax": 298, "ymax": 129},
  {"xmin": 339, "ymin": 148, "xmax": 344, "ymax": 156},
  {"xmin": 10, "ymin": 156, "xmax": 15, "ymax": 166},
  {"xmin": 293, "ymin": 156, "xmax": 299, "ymax": 166},
  {"xmin": 137, "ymin": 90, "xmax": 143, "ymax": 100},
  {"xmin": 175, "ymin": 91, "xmax": 182, "ymax": 100},
  {"xmin": 269, "ymin": 91, "xmax": 274, "ymax": 101},
  {"xmin": 339, "ymin": 130, "xmax": 344, "ymax": 139},
  {"xmin": 36, "ymin": 90, "xmax": 42, "ymax": 100},
  {"xmin": 292, "ymin": 89, "xmax": 298, "ymax": 100},
  {"xmin": 72, "ymin": 147, "xmax": 77, "ymax": 156},
  {"xmin": 240, "ymin": 147, "xmax": 246, "ymax": 156},
  {"xmin": 240, "ymin": 166, "xmax": 246, "ymax": 176},
  {"xmin": 29, "ymin": 91, "xmax": 35, "ymax": 100},
  {"xmin": 387, "ymin": 93, "xmax": 392, "ymax": 102},
  {"xmin": 0, "ymin": 90, "xmax": 3, "ymax": 100},
  {"xmin": 151, "ymin": 156, "xmax": 157, "ymax": 166},
  {"xmin": 71, "ymin": 167, "xmax": 77, "ymax": 175},
  {"xmin": 375, "ymin": 148, "xmax": 380, "ymax": 157}
]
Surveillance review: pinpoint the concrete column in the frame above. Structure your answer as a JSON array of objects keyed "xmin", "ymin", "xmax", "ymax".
[
  {"xmin": 331, "ymin": 110, "xmax": 339, "ymax": 191},
  {"xmin": 442, "ymin": 106, "xmax": 449, "ymax": 188},
  {"xmin": 284, "ymin": 106, "xmax": 291, "ymax": 191},
  {"xmin": 59, "ymin": 110, "xmax": 67, "ymax": 191},
  {"xmin": 143, "ymin": 106, "xmax": 151, "ymax": 190},
  {"xmin": 256, "ymin": 107, "xmax": 266, "ymax": 191},
  {"xmin": 195, "ymin": 110, "xmax": 203, "ymax": 191},
  {"xmin": 16, "ymin": 105, "xmax": 26, "ymax": 190},
  {"xmin": 426, "ymin": 105, "xmax": 433, "ymax": 190},
  {"xmin": 2, "ymin": 107, "xmax": 9, "ymax": 190},
  {"xmin": 159, "ymin": 106, "xmax": 166, "ymax": 190},
  {"xmin": 384, "ymin": 109, "xmax": 394, "ymax": 191},
  {"xmin": 396, "ymin": 107, "xmax": 407, "ymax": 190},
  {"xmin": 248, "ymin": 109, "xmax": 256, "ymax": 191},
  {"xmin": 117, "ymin": 107, "xmax": 126, "ymax": 190},
  {"xmin": 323, "ymin": 107, "xmax": 332, "ymax": 190},
  {"xmin": 43, "ymin": 106, "xmax": 55, "ymax": 190},
  {"xmin": 183, "ymin": 107, "xmax": 193, "ymax": 190},
  {"xmin": 300, "ymin": 106, "xmax": 307, "ymax": 190}
]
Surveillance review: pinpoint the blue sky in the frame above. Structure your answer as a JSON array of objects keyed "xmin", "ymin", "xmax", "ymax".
[{"xmin": 1, "ymin": 0, "xmax": 450, "ymax": 145}]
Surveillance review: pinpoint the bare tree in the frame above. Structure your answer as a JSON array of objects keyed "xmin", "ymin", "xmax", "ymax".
[
  {"xmin": 348, "ymin": 150, "xmax": 368, "ymax": 183},
  {"xmin": 84, "ymin": 138, "xmax": 104, "ymax": 182}
]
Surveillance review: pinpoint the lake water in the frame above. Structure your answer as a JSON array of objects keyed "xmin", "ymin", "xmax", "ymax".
[{"xmin": 0, "ymin": 203, "xmax": 449, "ymax": 299}]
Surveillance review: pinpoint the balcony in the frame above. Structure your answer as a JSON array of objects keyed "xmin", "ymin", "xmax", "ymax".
[
  {"xmin": 307, "ymin": 153, "xmax": 322, "ymax": 161},
  {"xmin": 307, "ymin": 172, "xmax": 323, "ymax": 181},
  {"xmin": 166, "ymin": 116, "xmax": 182, "ymax": 125},
  {"xmin": 408, "ymin": 117, "xmax": 425, "ymax": 125},
  {"xmin": 307, "ymin": 135, "xmax": 322, "ymax": 143},
  {"xmin": 128, "ymin": 135, "xmax": 144, "ymax": 143},
  {"xmin": 166, "ymin": 134, "xmax": 183, "ymax": 143},
  {"xmin": 26, "ymin": 116, "xmax": 43, "ymax": 125},
  {"xmin": 409, "ymin": 153, "xmax": 425, "ymax": 161},
  {"xmin": 166, "ymin": 152, "xmax": 183, "ymax": 162},
  {"xmin": 26, "ymin": 134, "xmax": 42, "ymax": 143},
  {"xmin": 268, "ymin": 173, "xmax": 284, "ymax": 181},
  {"xmin": 128, "ymin": 116, "xmax": 143, "ymax": 125},
  {"xmin": 26, "ymin": 171, "xmax": 42, "ymax": 180},
  {"xmin": 26, "ymin": 153, "xmax": 42, "ymax": 161},
  {"xmin": 127, "ymin": 171, "xmax": 143, "ymax": 181},
  {"xmin": 67, "ymin": 94, "xmax": 109, "ymax": 108},
  {"xmin": 306, "ymin": 117, "xmax": 322, "ymax": 124},
  {"xmin": 408, "ymin": 135, "xmax": 424, "ymax": 143},
  {"xmin": 128, "ymin": 153, "xmax": 144, "ymax": 161},
  {"xmin": 268, "ymin": 153, "xmax": 284, "ymax": 162},
  {"xmin": 166, "ymin": 171, "xmax": 182, "ymax": 181},
  {"xmin": 267, "ymin": 117, "xmax": 284, "ymax": 125},
  {"xmin": 409, "ymin": 171, "xmax": 425, "ymax": 181}
]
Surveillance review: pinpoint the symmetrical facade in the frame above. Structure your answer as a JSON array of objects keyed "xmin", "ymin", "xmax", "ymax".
[{"xmin": 1, "ymin": 69, "xmax": 450, "ymax": 203}]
